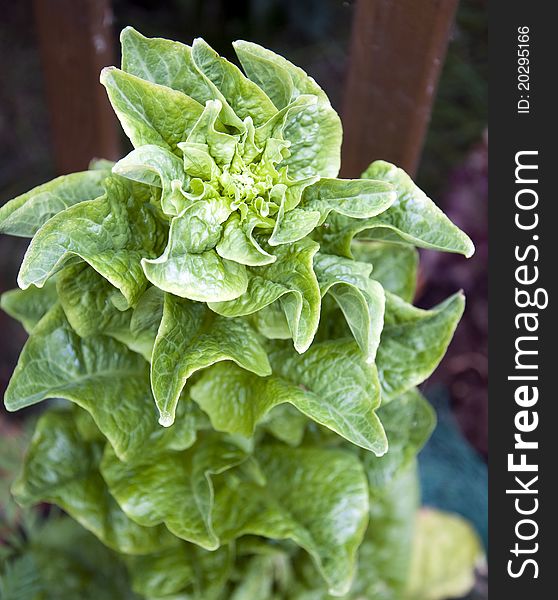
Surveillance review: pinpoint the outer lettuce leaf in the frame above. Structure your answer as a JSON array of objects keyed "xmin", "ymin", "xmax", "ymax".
[
  {"xmin": 405, "ymin": 510, "xmax": 484, "ymax": 600},
  {"xmin": 320, "ymin": 161, "xmax": 474, "ymax": 258},
  {"xmin": 151, "ymin": 293, "xmax": 271, "ymax": 426},
  {"xmin": 232, "ymin": 43, "xmax": 294, "ymax": 111},
  {"xmin": 261, "ymin": 403, "xmax": 308, "ymax": 447},
  {"xmin": 285, "ymin": 463, "xmax": 420, "ymax": 600},
  {"xmin": 356, "ymin": 464, "xmax": 420, "ymax": 600},
  {"xmin": 56, "ymin": 264, "xmax": 154, "ymax": 360},
  {"xmin": 191, "ymin": 38, "xmax": 277, "ymax": 127},
  {"xmin": 313, "ymin": 253, "xmax": 385, "ymax": 362},
  {"xmin": 100, "ymin": 433, "xmax": 248, "ymax": 550},
  {"xmin": 24, "ymin": 517, "xmax": 140, "ymax": 600},
  {"xmin": 213, "ymin": 445, "xmax": 369, "ymax": 596},
  {"xmin": 229, "ymin": 555, "xmax": 279, "ymax": 600},
  {"xmin": 17, "ymin": 176, "xmax": 166, "ymax": 308},
  {"xmin": 12, "ymin": 410, "xmax": 175, "ymax": 555},
  {"xmin": 120, "ymin": 27, "xmax": 244, "ymax": 130},
  {"xmin": 209, "ymin": 238, "xmax": 321, "ymax": 353},
  {"xmin": 4, "ymin": 306, "xmax": 159, "ymax": 460},
  {"xmin": 129, "ymin": 286, "xmax": 164, "ymax": 343},
  {"xmin": 229, "ymin": 541, "xmax": 296, "ymax": 599},
  {"xmin": 0, "ymin": 280, "xmax": 57, "ymax": 333},
  {"xmin": 120, "ymin": 26, "xmax": 214, "ymax": 103},
  {"xmin": 266, "ymin": 177, "xmax": 393, "ymax": 249},
  {"xmin": 362, "ymin": 389, "xmax": 435, "ymax": 489},
  {"xmin": 359, "ymin": 161, "xmax": 474, "ymax": 255},
  {"xmin": 352, "ymin": 241, "xmax": 419, "ymax": 303},
  {"xmin": 233, "ymin": 40, "xmax": 342, "ymax": 178},
  {"xmin": 127, "ymin": 542, "xmax": 233, "ymax": 600},
  {"xmin": 253, "ymin": 94, "xmax": 317, "ymax": 152},
  {"xmin": 267, "ymin": 205, "xmax": 321, "ymax": 247},
  {"xmin": 57, "ymin": 263, "xmax": 131, "ymax": 337},
  {"xmin": 121, "ymin": 29, "xmax": 246, "ymax": 130},
  {"xmin": 100, "ymin": 67, "xmax": 204, "ymax": 153},
  {"xmin": 0, "ymin": 169, "xmax": 110, "ymax": 237},
  {"xmin": 191, "ymin": 339, "xmax": 387, "ymax": 455},
  {"xmin": 377, "ymin": 292, "xmax": 465, "ymax": 401},
  {"xmin": 299, "ymin": 178, "xmax": 395, "ymax": 225}
]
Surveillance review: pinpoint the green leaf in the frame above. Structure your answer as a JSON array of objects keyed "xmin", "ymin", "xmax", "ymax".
[
  {"xmin": 299, "ymin": 178, "xmax": 395, "ymax": 225},
  {"xmin": 362, "ymin": 389, "xmax": 435, "ymax": 489},
  {"xmin": 128, "ymin": 542, "xmax": 233, "ymax": 600},
  {"xmin": 100, "ymin": 67, "xmax": 204, "ymax": 153},
  {"xmin": 0, "ymin": 555, "xmax": 42, "ymax": 600},
  {"xmin": 280, "ymin": 462, "xmax": 421, "ymax": 600},
  {"xmin": 229, "ymin": 555, "xmax": 276, "ymax": 600},
  {"xmin": 233, "ymin": 41, "xmax": 342, "ymax": 178},
  {"xmin": 141, "ymin": 200, "xmax": 250, "ymax": 302},
  {"xmin": 155, "ymin": 196, "xmax": 232, "ymax": 257},
  {"xmin": 357, "ymin": 464, "xmax": 420, "ymax": 600},
  {"xmin": 143, "ymin": 248, "xmax": 248, "ymax": 303},
  {"xmin": 321, "ymin": 161, "xmax": 474, "ymax": 257},
  {"xmin": 377, "ymin": 292, "xmax": 465, "ymax": 401},
  {"xmin": 253, "ymin": 94, "xmax": 317, "ymax": 150},
  {"xmin": 0, "ymin": 280, "xmax": 58, "ymax": 333},
  {"xmin": 352, "ymin": 241, "xmax": 418, "ymax": 302},
  {"xmin": 405, "ymin": 509, "xmax": 484, "ymax": 600},
  {"xmin": 178, "ymin": 140, "xmax": 220, "ymax": 180},
  {"xmin": 28, "ymin": 517, "xmax": 139, "ymax": 600},
  {"xmin": 89, "ymin": 157, "xmax": 115, "ymax": 170},
  {"xmin": 232, "ymin": 41, "xmax": 294, "ymax": 110},
  {"xmin": 192, "ymin": 38, "xmax": 277, "ymax": 127},
  {"xmin": 209, "ymin": 238, "xmax": 321, "ymax": 353},
  {"xmin": 361, "ymin": 161, "xmax": 474, "ymax": 255},
  {"xmin": 56, "ymin": 264, "xmax": 154, "ymax": 360},
  {"xmin": 113, "ymin": 145, "xmax": 188, "ymax": 215},
  {"xmin": 184, "ymin": 98, "xmax": 240, "ymax": 166},
  {"xmin": 281, "ymin": 103, "xmax": 342, "ymax": 180},
  {"xmin": 268, "ymin": 206, "xmax": 321, "ymax": 247},
  {"xmin": 57, "ymin": 263, "xmax": 131, "ymax": 337},
  {"xmin": 121, "ymin": 29, "xmax": 244, "ymax": 130},
  {"xmin": 100, "ymin": 433, "xmax": 248, "ymax": 550},
  {"xmin": 129, "ymin": 285, "xmax": 164, "ymax": 343},
  {"xmin": 216, "ymin": 213, "xmax": 276, "ymax": 266},
  {"xmin": 0, "ymin": 169, "xmax": 109, "ymax": 238},
  {"xmin": 17, "ymin": 176, "xmax": 166, "ymax": 308},
  {"xmin": 214, "ymin": 445, "xmax": 369, "ymax": 596},
  {"xmin": 313, "ymin": 253, "xmax": 385, "ymax": 362},
  {"xmin": 261, "ymin": 404, "xmax": 308, "ymax": 447},
  {"xmin": 191, "ymin": 339, "xmax": 387, "ymax": 454},
  {"xmin": 12, "ymin": 410, "xmax": 174, "ymax": 555},
  {"xmin": 120, "ymin": 26, "xmax": 213, "ymax": 103},
  {"xmin": 252, "ymin": 301, "xmax": 291, "ymax": 340},
  {"xmin": 4, "ymin": 306, "xmax": 159, "ymax": 460},
  {"xmin": 151, "ymin": 294, "xmax": 271, "ymax": 427}
]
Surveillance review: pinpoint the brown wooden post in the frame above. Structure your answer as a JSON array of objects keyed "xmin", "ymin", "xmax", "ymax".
[
  {"xmin": 341, "ymin": 0, "xmax": 459, "ymax": 178},
  {"xmin": 33, "ymin": 0, "xmax": 121, "ymax": 174}
]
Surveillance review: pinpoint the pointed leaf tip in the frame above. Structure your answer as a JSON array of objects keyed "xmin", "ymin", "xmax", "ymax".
[{"xmin": 159, "ymin": 412, "xmax": 174, "ymax": 428}]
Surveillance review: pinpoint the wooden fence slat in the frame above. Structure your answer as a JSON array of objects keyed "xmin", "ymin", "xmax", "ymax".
[
  {"xmin": 33, "ymin": 0, "xmax": 120, "ymax": 174},
  {"xmin": 341, "ymin": 0, "xmax": 459, "ymax": 178}
]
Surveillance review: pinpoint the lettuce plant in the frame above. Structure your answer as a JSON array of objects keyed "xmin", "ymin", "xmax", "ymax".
[{"xmin": 0, "ymin": 28, "xmax": 479, "ymax": 599}]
